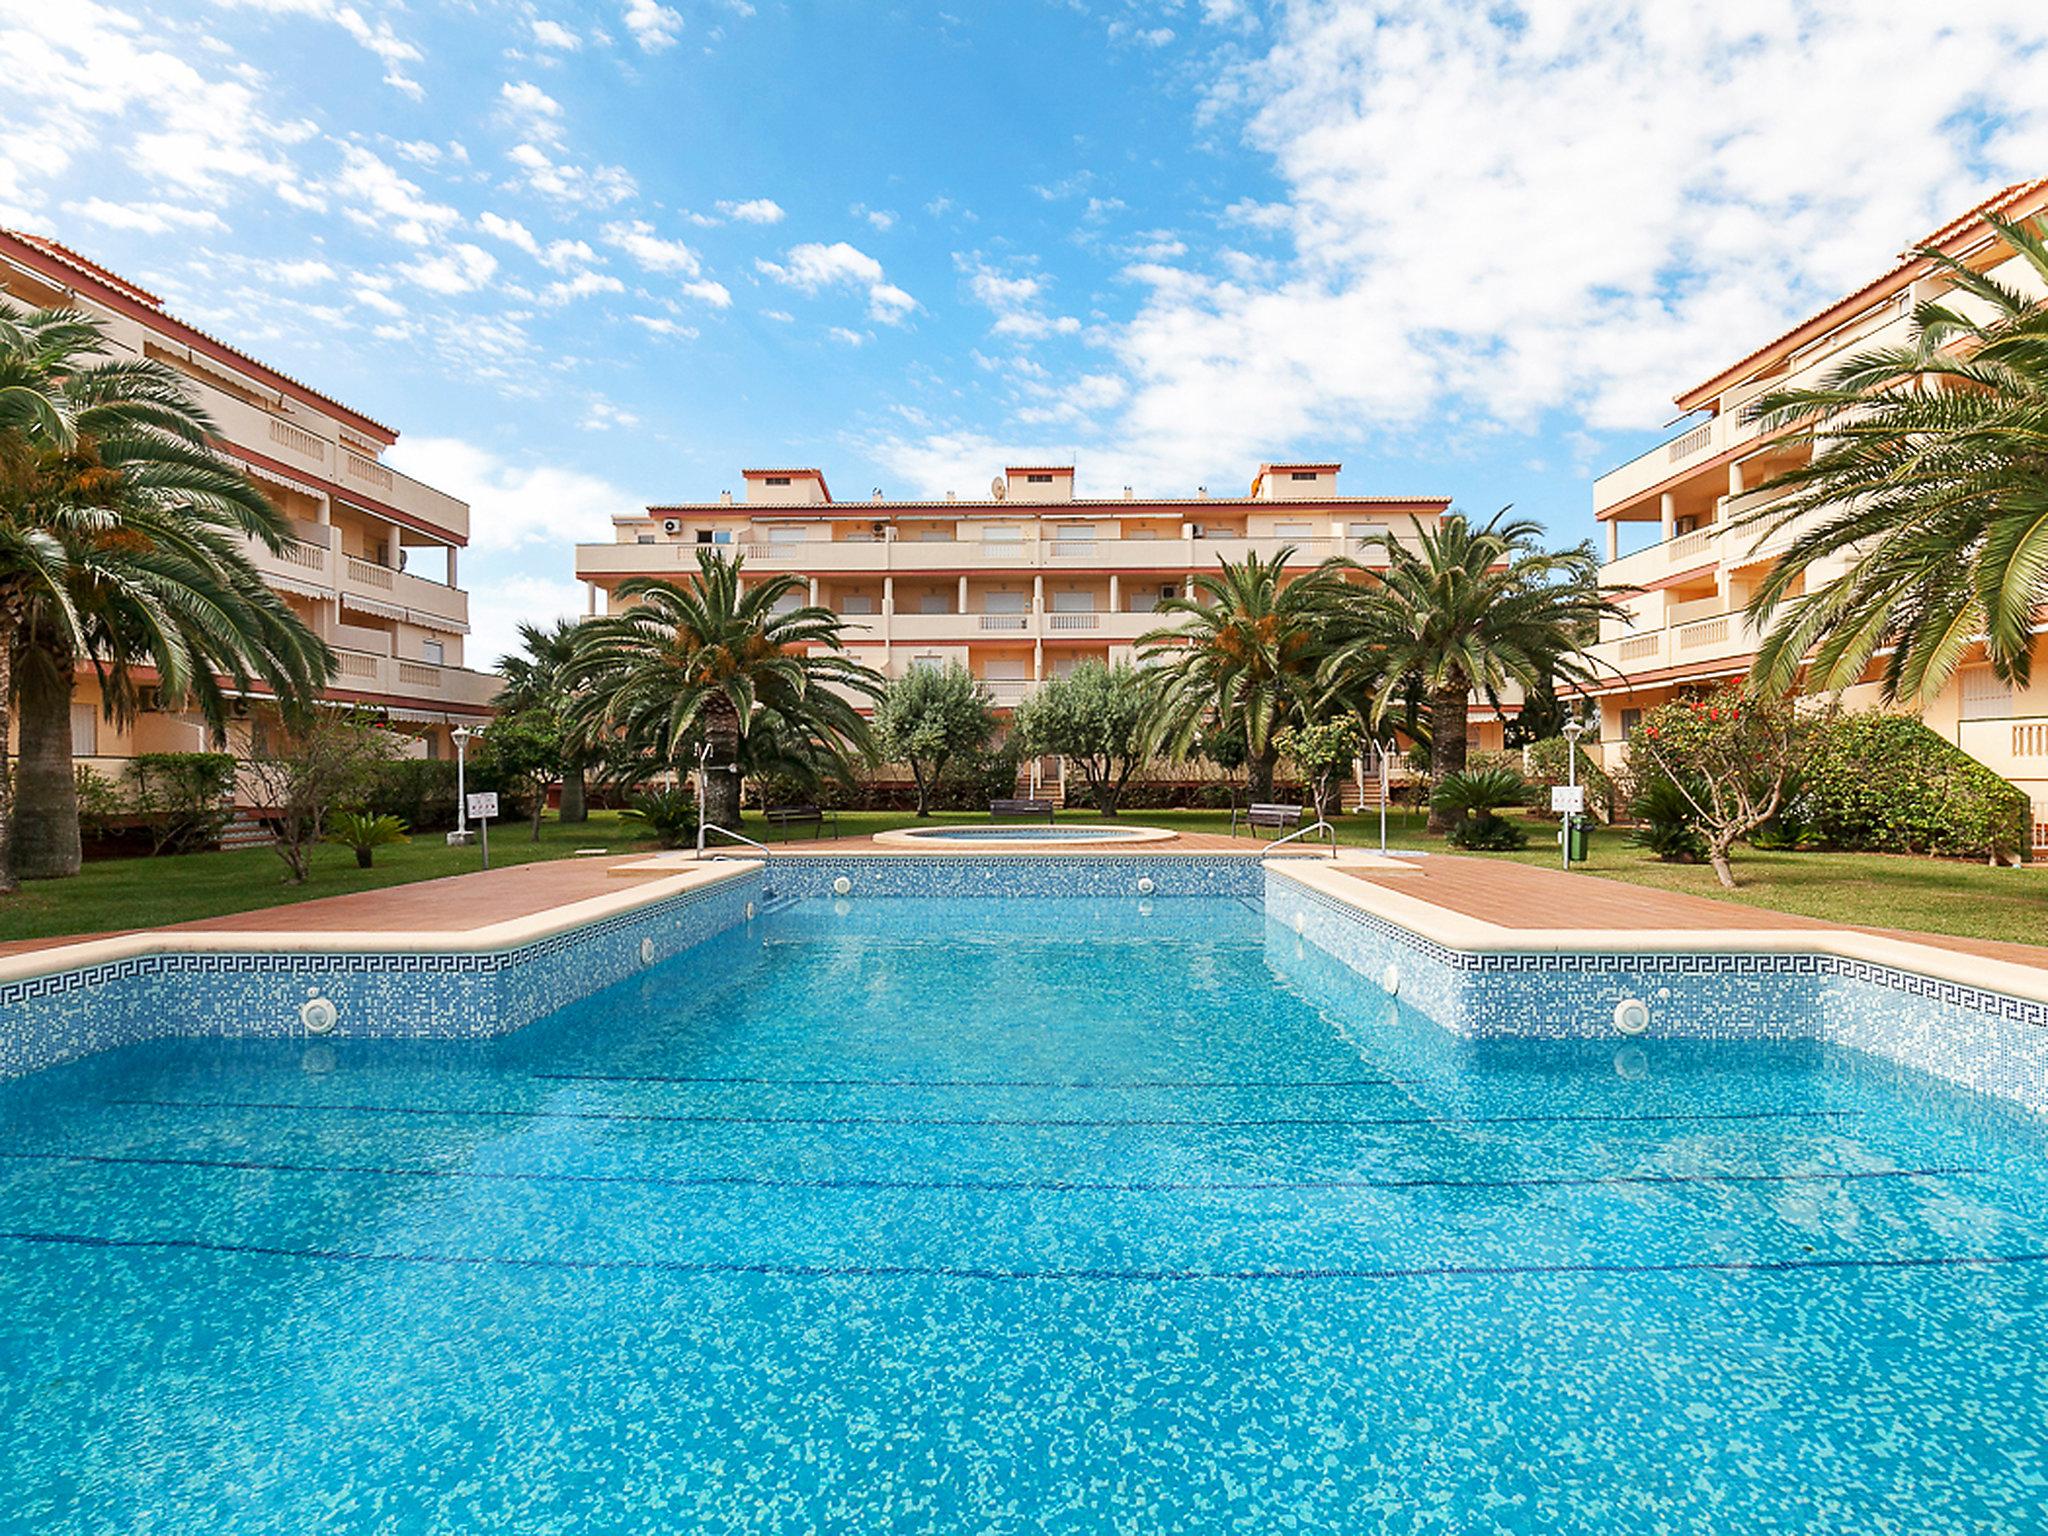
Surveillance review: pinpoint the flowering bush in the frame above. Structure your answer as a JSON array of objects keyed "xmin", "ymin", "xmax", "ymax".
[{"xmin": 1626, "ymin": 685, "xmax": 1807, "ymax": 888}]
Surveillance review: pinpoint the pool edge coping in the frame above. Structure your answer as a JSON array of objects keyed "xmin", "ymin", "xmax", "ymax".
[
  {"xmin": 1269, "ymin": 858, "xmax": 2048, "ymax": 1011},
  {"xmin": 0, "ymin": 860, "xmax": 763, "ymax": 985}
]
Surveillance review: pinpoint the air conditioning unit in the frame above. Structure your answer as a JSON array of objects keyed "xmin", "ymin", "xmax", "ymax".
[
  {"xmin": 1188, "ymin": 524, "xmax": 1206, "ymax": 539},
  {"xmin": 662, "ymin": 518, "xmax": 682, "ymax": 535}
]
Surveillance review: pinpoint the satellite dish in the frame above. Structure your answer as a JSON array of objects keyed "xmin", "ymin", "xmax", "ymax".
[{"xmin": 990, "ymin": 475, "xmax": 1007, "ymax": 500}]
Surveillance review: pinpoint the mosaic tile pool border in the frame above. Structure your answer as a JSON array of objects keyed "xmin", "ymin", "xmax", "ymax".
[
  {"xmin": 1264, "ymin": 867, "xmax": 2048, "ymax": 1115},
  {"xmin": 766, "ymin": 853, "xmax": 1271, "ymax": 899},
  {"xmin": 0, "ymin": 871, "xmax": 762, "ymax": 1081}
]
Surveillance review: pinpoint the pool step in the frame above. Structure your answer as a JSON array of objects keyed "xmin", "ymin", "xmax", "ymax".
[{"xmin": 755, "ymin": 890, "xmax": 802, "ymax": 917}]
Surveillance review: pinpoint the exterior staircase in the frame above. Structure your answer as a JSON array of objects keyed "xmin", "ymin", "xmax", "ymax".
[{"xmin": 218, "ymin": 810, "xmax": 276, "ymax": 850}]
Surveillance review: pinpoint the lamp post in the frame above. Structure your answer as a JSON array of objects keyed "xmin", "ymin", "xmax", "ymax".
[
  {"xmin": 1561, "ymin": 717, "xmax": 1586, "ymax": 871},
  {"xmin": 447, "ymin": 725, "xmax": 481, "ymax": 846}
]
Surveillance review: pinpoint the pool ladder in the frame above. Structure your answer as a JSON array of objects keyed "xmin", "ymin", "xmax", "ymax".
[
  {"xmin": 697, "ymin": 822, "xmax": 777, "ymax": 899},
  {"xmin": 1262, "ymin": 818, "xmax": 1338, "ymax": 859}
]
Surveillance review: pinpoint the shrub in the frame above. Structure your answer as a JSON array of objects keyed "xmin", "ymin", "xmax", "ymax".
[
  {"xmin": 1794, "ymin": 713, "xmax": 2029, "ymax": 860},
  {"xmin": 1626, "ymin": 686, "xmax": 1807, "ymax": 888},
  {"xmin": 239, "ymin": 711, "xmax": 406, "ymax": 884},
  {"xmin": 1277, "ymin": 718, "xmax": 1363, "ymax": 820},
  {"xmin": 127, "ymin": 752, "xmax": 237, "ymax": 856},
  {"xmin": 74, "ymin": 764, "xmax": 124, "ymax": 840},
  {"xmin": 1627, "ymin": 773, "xmax": 1708, "ymax": 862},
  {"xmin": 1432, "ymin": 767, "xmax": 1531, "ymax": 851},
  {"xmin": 1015, "ymin": 662, "xmax": 1150, "ymax": 815},
  {"xmin": 621, "ymin": 787, "xmax": 700, "ymax": 848},
  {"xmin": 325, "ymin": 811, "xmax": 410, "ymax": 869},
  {"xmin": 365, "ymin": 759, "xmax": 459, "ymax": 830}
]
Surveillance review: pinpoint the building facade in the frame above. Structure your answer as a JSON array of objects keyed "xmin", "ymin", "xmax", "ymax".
[
  {"xmin": 573, "ymin": 462, "xmax": 1524, "ymax": 756},
  {"xmin": 1585, "ymin": 180, "xmax": 2048, "ymax": 849},
  {"xmin": 0, "ymin": 231, "xmax": 496, "ymax": 781}
]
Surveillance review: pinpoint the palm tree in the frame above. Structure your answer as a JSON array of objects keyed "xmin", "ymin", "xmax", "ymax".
[
  {"xmin": 0, "ymin": 301, "xmax": 329, "ymax": 881},
  {"xmin": 497, "ymin": 619, "xmax": 590, "ymax": 822},
  {"xmin": 1739, "ymin": 213, "xmax": 2048, "ymax": 703},
  {"xmin": 1327, "ymin": 512, "xmax": 1613, "ymax": 832},
  {"xmin": 1139, "ymin": 549, "xmax": 1341, "ymax": 803},
  {"xmin": 568, "ymin": 550, "xmax": 880, "ymax": 829}
]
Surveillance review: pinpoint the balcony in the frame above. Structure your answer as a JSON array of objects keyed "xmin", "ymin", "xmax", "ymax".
[
  {"xmin": 575, "ymin": 532, "xmax": 1410, "ymax": 583},
  {"xmin": 835, "ymin": 609, "xmax": 1182, "ymax": 644},
  {"xmin": 329, "ymin": 649, "xmax": 499, "ymax": 709},
  {"xmin": 1601, "ymin": 523, "xmax": 1719, "ymax": 590},
  {"xmin": 1591, "ymin": 607, "xmax": 1763, "ymax": 680}
]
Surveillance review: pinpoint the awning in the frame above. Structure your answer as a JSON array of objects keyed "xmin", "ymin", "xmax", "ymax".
[
  {"xmin": 233, "ymin": 457, "xmax": 327, "ymax": 503},
  {"xmin": 267, "ymin": 573, "xmax": 332, "ymax": 601},
  {"xmin": 340, "ymin": 592, "xmax": 408, "ymax": 622},
  {"xmin": 405, "ymin": 608, "xmax": 470, "ymax": 635}
]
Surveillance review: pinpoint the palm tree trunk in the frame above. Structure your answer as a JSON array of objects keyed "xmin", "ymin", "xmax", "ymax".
[
  {"xmin": 12, "ymin": 651, "xmax": 80, "ymax": 879},
  {"xmin": 0, "ymin": 602, "xmax": 19, "ymax": 894},
  {"xmin": 1426, "ymin": 685, "xmax": 1470, "ymax": 834},
  {"xmin": 1248, "ymin": 743, "xmax": 1278, "ymax": 803},
  {"xmin": 702, "ymin": 705, "xmax": 743, "ymax": 830},
  {"xmin": 559, "ymin": 761, "xmax": 588, "ymax": 823}
]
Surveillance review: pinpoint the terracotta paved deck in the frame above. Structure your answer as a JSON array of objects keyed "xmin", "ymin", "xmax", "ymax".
[{"xmin": 1340, "ymin": 854, "xmax": 2048, "ymax": 972}]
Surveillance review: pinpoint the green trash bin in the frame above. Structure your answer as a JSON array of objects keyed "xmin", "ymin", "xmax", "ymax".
[{"xmin": 1564, "ymin": 815, "xmax": 1589, "ymax": 863}]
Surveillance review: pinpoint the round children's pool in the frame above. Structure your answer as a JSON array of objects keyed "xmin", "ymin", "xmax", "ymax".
[{"xmin": 873, "ymin": 824, "xmax": 1181, "ymax": 847}]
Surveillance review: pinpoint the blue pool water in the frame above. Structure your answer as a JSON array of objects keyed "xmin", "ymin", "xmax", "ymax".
[{"xmin": 3, "ymin": 895, "xmax": 2047, "ymax": 1533}]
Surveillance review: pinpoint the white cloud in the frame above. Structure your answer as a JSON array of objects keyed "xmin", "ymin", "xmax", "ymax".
[
  {"xmin": 632, "ymin": 314, "xmax": 699, "ymax": 338},
  {"xmin": 467, "ymin": 574, "xmax": 591, "ymax": 671},
  {"xmin": 530, "ymin": 18, "xmax": 580, "ymax": 50},
  {"xmin": 717, "ymin": 197, "xmax": 784, "ymax": 224},
  {"xmin": 621, "ymin": 0, "xmax": 682, "ymax": 51},
  {"xmin": 208, "ymin": 0, "xmax": 426, "ymax": 96},
  {"xmin": 62, "ymin": 196, "xmax": 226, "ymax": 234},
  {"xmin": 476, "ymin": 212, "xmax": 596, "ymax": 272},
  {"xmin": 331, "ymin": 143, "xmax": 460, "ymax": 245},
  {"xmin": 264, "ymin": 257, "xmax": 336, "ymax": 286},
  {"xmin": 827, "ymin": 326, "xmax": 868, "ymax": 347},
  {"xmin": 506, "ymin": 142, "xmax": 634, "ymax": 206},
  {"xmin": 385, "ymin": 435, "xmax": 634, "ymax": 555},
  {"xmin": 499, "ymin": 80, "xmax": 564, "ymax": 145},
  {"xmin": 851, "ymin": 202, "xmax": 896, "ymax": 232},
  {"xmin": 758, "ymin": 240, "xmax": 917, "ymax": 323},
  {"xmin": 352, "ymin": 284, "xmax": 406, "ymax": 317},
  {"xmin": 398, "ymin": 242, "xmax": 498, "ymax": 294},
  {"xmin": 760, "ymin": 308, "xmax": 794, "ymax": 323},
  {"xmin": 962, "ymin": 258, "xmax": 1078, "ymax": 339},
  {"xmin": 602, "ymin": 218, "xmax": 702, "ymax": 274},
  {"xmin": 543, "ymin": 270, "xmax": 625, "ymax": 304},
  {"xmin": 681, "ymin": 278, "xmax": 732, "ymax": 307},
  {"xmin": 582, "ymin": 398, "xmax": 640, "ymax": 430}
]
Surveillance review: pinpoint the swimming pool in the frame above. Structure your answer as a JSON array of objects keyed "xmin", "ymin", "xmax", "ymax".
[
  {"xmin": 2, "ymin": 891, "xmax": 2044, "ymax": 1532},
  {"xmin": 873, "ymin": 823, "xmax": 1179, "ymax": 845}
]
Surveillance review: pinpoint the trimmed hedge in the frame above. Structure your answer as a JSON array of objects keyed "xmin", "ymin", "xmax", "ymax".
[{"xmin": 1792, "ymin": 713, "xmax": 2029, "ymax": 859}]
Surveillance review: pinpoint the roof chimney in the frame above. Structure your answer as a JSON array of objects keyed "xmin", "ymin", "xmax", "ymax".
[{"xmin": 719, "ymin": 490, "xmax": 733, "ymax": 505}]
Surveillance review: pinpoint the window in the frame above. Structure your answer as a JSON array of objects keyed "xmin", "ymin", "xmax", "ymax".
[
  {"xmin": 1273, "ymin": 522, "xmax": 1313, "ymax": 538},
  {"xmin": 636, "ymin": 534, "xmax": 656, "ymax": 545},
  {"xmin": 841, "ymin": 593, "xmax": 874, "ymax": 615},
  {"xmin": 1026, "ymin": 473, "xmax": 1054, "ymax": 484},
  {"xmin": 1347, "ymin": 521, "xmax": 1385, "ymax": 540},
  {"xmin": 1619, "ymin": 708, "xmax": 1642, "ymax": 737},
  {"xmin": 1050, "ymin": 590, "xmax": 1097, "ymax": 613},
  {"xmin": 1960, "ymin": 666, "xmax": 2014, "ymax": 721},
  {"xmin": 983, "ymin": 590, "xmax": 1026, "ymax": 614},
  {"xmin": 983, "ymin": 659, "xmax": 1026, "ymax": 681},
  {"xmin": 1056, "ymin": 524, "xmax": 1095, "ymax": 541},
  {"xmin": 70, "ymin": 702, "xmax": 97, "ymax": 758},
  {"xmin": 908, "ymin": 654, "xmax": 943, "ymax": 672},
  {"xmin": 696, "ymin": 530, "xmax": 714, "ymax": 544},
  {"xmin": 765, "ymin": 475, "xmax": 791, "ymax": 486},
  {"xmin": 423, "ymin": 733, "xmax": 440, "ymax": 761},
  {"xmin": 917, "ymin": 592, "xmax": 951, "ymax": 615},
  {"xmin": 981, "ymin": 524, "xmax": 1022, "ymax": 544},
  {"xmin": 767, "ymin": 524, "xmax": 808, "ymax": 544},
  {"xmin": 422, "ymin": 639, "xmax": 445, "ymax": 665},
  {"xmin": 771, "ymin": 590, "xmax": 805, "ymax": 616},
  {"xmin": 1290, "ymin": 471, "xmax": 1318, "ymax": 482},
  {"xmin": 919, "ymin": 529, "xmax": 951, "ymax": 542}
]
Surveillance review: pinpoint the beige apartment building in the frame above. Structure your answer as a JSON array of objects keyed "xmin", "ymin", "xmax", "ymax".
[
  {"xmin": 0, "ymin": 230, "xmax": 496, "ymax": 780},
  {"xmin": 1586, "ymin": 179, "xmax": 2048, "ymax": 850},
  {"xmin": 573, "ymin": 462, "xmax": 1519, "ymax": 756}
]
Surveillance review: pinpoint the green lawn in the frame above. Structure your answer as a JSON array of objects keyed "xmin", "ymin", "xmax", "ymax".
[
  {"xmin": 5, "ymin": 803, "xmax": 2042, "ymax": 950},
  {"xmin": 0, "ymin": 810, "xmax": 658, "ymax": 944}
]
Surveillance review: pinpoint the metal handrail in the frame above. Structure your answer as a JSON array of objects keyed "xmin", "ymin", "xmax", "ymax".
[
  {"xmin": 1262, "ymin": 818, "xmax": 1338, "ymax": 859},
  {"xmin": 696, "ymin": 822, "xmax": 773, "ymax": 865}
]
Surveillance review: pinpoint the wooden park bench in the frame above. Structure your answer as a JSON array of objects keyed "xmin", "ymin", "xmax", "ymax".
[
  {"xmin": 988, "ymin": 798, "xmax": 1057, "ymax": 824},
  {"xmin": 762, "ymin": 805, "xmax": 838, "ymax": 841},
  {"xmin": 1231, "ymin": 802, "xmax": 1305, "ymax": 838}
]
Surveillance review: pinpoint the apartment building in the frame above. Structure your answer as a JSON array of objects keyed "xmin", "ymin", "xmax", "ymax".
[
  {"xmin": 0, "ymin": 231, "xmax": 496, "ymax": 775},
  {"xmin": 1585, "ymin": 179, "xmax": 2048, "ymax": 848},
  {"xmin": 573, "ymin": 462, "xmax": 1521, "ymax": 751}
]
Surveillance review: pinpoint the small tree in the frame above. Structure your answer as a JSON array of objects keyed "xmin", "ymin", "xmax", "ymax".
[
  {"xmin": 479, "ymin": 710, "xmax": 567, "ymax": 841},
  {"xmin": 1628, "ymin": 685, "xmax": 1808, "ymax": 889},
  {"xmin": 325, "ymin": 811, "xmax": 409, "ymax": 869},
  {"xmin": 873, "ymin": 665, "xmax": 995, "ymax": 816},
  {"xmin": 1276, "ymin": 718, "xmax": 1362, "ymax": 820},
  {"xmin": 128, "ymin": 753, "xmax": 237, "ymax": 856},
  {"xmin": 1016, "ymin": 661, "xmax": 1149, "ymax": 816},
  {"xmin": 239, "ymin": 710, "xmax": 403, "ymax": 883}
]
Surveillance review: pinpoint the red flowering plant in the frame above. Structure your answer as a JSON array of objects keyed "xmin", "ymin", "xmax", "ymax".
[{"xmin": 1625, "ymin": 683, "xmax": 1814, "ymax": 889}]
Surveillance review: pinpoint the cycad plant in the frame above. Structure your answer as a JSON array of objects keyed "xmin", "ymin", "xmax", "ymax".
[
  {"xmin": 325, "ymin": 811, "xmax": 409, "ymax": 869},
  {"xmin": 1429, "ymin": 766, "xmax": 1532, "ymax": 851},
  {"xmin": 567, "ymin": 550, "xmax": 880, "ymax": 829},
  {"xmin": 0, "ymin": 300, "xmax": 329, "ymax": 886},
  {"xmin": 1139, "ymin": 549, "xmax": 1342, "ymax": 802},
  {"xmin": 1740, "ymin": 213, "xmax": 2048, "ymax": 702},
  {"xmin": 1325, "ymin": 512, "xmax": 1614, "ymax": 832}
]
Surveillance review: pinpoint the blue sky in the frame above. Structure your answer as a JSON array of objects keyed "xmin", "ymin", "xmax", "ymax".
[{"xmin": 4, "ymin": 0, "xmax": 2047, "ymax": 662}]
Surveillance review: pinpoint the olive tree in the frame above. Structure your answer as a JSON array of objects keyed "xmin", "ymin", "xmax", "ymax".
[
  {"xmin": 1016, "ymin": 661, "xmax": 1149, "ymax": 816},
  {"xmin": 873, "ymin": 664, "xmax": 994, "ymax": 816}
]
